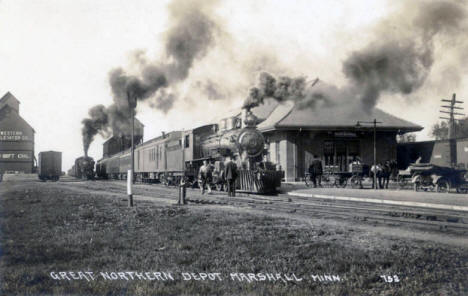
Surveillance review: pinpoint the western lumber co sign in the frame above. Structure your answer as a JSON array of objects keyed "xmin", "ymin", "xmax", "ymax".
[{"xmin": 0, "ymin": 131, "xmax": 30, "ymax": 141}]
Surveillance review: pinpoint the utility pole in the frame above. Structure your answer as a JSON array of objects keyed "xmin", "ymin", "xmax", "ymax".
[
  {"xmin": 440, "ymin": 93, "xmax": 464, "ymax": 166},
  {"xmin": 127, "ymin": 92, "xmax": 137, "ymax": 207},
  {"xmin": 178, "ymin": 130, "xmax": 187, "ymax": 205},
  {"xmin": 357, "ymin": 119, "xmax": 382, "ymax": 189},
  {"xmin": 440, "ymin": 93, "xmax": 464, "ymax": 139}
]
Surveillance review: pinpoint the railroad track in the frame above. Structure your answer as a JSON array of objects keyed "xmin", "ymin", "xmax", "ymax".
[
  {"xmin": 185, "ymin": 190, "xmax": 468, "ymax": 234},
  {"xmin": 64, "ymin": 180, "xmax": 468, "ymax": 234}
]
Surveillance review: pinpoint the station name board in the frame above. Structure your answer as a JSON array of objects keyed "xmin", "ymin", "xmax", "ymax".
[
  {"xmin": 0, "ymin": 151, "xmax": 32, "ymax": 161},
  {"xmin": 0, "ymin": 131, "xmax": 30, "ymax": 141},
  {"xmin": 334, "ymin": 132, "xmax": 356, "ymax": 138}
]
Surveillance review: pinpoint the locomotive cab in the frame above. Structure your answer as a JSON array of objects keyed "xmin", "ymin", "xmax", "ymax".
[{"xmin": 218, "ymin": 116, "xmax": 242, "ymax": 133}]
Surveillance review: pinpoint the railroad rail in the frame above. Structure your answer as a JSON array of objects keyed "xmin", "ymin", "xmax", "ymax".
[
  {"xmin": 58, "ymin": 180, "xmax": 468, "ymax": 235},
  {"xmin": 187, "ymin": 193, "xmax": 468, "ymax": 234}
]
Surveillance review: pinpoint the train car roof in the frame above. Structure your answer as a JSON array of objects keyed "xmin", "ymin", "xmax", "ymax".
[{"xmin": 398, "ymin": 136, "xmax": 468, "ymax": 146}]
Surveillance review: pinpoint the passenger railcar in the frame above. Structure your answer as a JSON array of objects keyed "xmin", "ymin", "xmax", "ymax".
[{"xmin": 38, "ymin": 151, "xmax": 62, "ymax": 181}]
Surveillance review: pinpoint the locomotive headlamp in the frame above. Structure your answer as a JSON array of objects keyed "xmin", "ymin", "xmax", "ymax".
[{"xmin": 237, "ymin": 129, "xmax": 265, "ymax": 158}]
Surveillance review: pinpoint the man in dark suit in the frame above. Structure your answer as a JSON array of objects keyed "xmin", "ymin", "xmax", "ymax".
[
  {"xmin": 224, "ymin": 156, "xmax": 238, "ymax": 197},
  {"xmin": 310, "ymin": 155, "xmax": 323, "ymax": 188}
]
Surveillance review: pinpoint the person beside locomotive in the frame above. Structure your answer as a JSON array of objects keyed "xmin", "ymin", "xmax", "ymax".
[
  {"xmin": 224, "ymin": 156, "xmax": 238, "ymax": 197},
  {"xmin": 198, "ymin": 160, "xmax": 212, "ymax": 195}
]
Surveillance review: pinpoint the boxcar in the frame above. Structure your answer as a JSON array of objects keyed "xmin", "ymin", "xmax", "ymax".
[{"xmin": 38, "ymin": 151, "xmax": 62, "ymax": 181}]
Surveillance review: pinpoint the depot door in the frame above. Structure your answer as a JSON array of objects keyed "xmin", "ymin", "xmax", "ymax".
[{"xmin": 323, "ymin": 140, "xmax": 360, "ymax": 172}]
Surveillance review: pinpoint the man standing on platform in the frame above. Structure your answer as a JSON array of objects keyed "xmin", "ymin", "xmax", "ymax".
[
  {"xmin": 224, "ymin": 156, "xmax": 238, "ymax": 197},
  {"xmin": 310, "ymin": 155, "xmax": 323, "ymax": 188},
  {"xmin": 198, "ymin": 160, "xmax": 212, "ymax": 195}
]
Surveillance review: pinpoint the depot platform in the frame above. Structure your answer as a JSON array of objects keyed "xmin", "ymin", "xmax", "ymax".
[{"xmin": 283, "ymin": 183, "xmax": 468, "ymax": 212}]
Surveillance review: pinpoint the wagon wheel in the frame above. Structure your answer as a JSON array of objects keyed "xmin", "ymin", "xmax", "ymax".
[
  {"xmin": 413, "ymin": 182, "xmax": 420, "ymax": 192},
  {"xmin": 161, "ymin": 175, "xmax": 169, "ymax": 186},
  {"xmin": 334, "ymin": 175, "xmax": 347, "ymax": 188},
  {"xmin": 436, "ymin": 179, "xmax": 450, "ymax": 193},
  {"xmin": 397, "ymin": 175, "xmax": 408, "ymax": 188},
  {"xmin": 349, "ymin": 175, "xmax": 362, "ymax": 189},
  {"xmin": 321, "ymin": 174, "xmax": 332, "ymax": 187},
  {"xmin": 456, "ymin": 186, "xmax": 468, "ymax": 194}
]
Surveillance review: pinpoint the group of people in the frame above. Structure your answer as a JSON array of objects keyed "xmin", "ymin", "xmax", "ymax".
[
  {"xmin": 198, "ymin": 157, "xmax": 238, "ymax": 197},
  {"xmin": 308, "ymin": 156, "xmax": 398, "ymax": 189}
]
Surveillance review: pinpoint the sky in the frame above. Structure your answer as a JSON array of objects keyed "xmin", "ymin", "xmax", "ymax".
[{"xmin": 0, "ymin": 0, "xmax": 467, "ymax": 170}]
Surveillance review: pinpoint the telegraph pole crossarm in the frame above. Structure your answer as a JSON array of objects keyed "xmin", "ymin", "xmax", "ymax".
[
  {"xmin": 127, "ymin": 91, "xmax": 137, "ymax": 207},
  {"xmin": 440, "ymin": 93, "xmax": 465, "ymax": 140}
]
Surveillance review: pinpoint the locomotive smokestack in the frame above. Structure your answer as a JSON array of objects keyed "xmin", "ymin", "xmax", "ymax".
[{"xmin": 242, "ymin": 109, "xmax": 258, "ymax": 129}]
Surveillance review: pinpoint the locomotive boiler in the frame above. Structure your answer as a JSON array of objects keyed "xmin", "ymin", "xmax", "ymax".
[{"xmin": 192, "ymin": 111, "xmax": 281, "ymax": 193}]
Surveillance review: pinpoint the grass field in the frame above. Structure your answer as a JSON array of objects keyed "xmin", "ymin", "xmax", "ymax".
[{"xmin": 0, "ymin": 179, "xmax": 467, "ymax": 295}]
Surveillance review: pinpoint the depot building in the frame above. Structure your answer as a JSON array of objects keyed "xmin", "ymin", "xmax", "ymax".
[
  {"xmin": 247, "ymin": 99, "xmax": 422, "ymax": 182},
  {"xmin": 0, "ymin": 92, "xmax": 35, "ymax": 174}
]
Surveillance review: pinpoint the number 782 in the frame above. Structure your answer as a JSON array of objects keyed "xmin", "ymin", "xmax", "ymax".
[{"xmin": 380, "ymin": 275, "xmax": 400, "ymax": 283}]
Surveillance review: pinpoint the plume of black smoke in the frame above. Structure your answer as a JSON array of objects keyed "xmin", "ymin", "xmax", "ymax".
[
  {"xmin": 81, "ymin": 0, "xmax": 219, "ymax": 155},
  {"xmin": 343, "ymin": 41, "xmax": 432, "ymax": 110},
  {"xmin": 244, "ymin": 1, "xmax": 467, "ymax": 113},
  {"xmin": 165, "ymin": 1, "xmax": 216, "ymax": 81},
  {"xmin": 195, "ymin": 80, "xmax": 227, "ymax": 100},
  {"xmin": 342, "ymin": 0, "xmax": 466, "ymax": 111},
  {"xmin": 81, "ymin": 105, "xmax": 109, "ymax": 155},
  {"xmin": 148, "ymin": 89, "xmax": 175, "ymax": 114},
  {"xmin": 243, "ymin": 72, "xmax": 324, "ymax": 110}
]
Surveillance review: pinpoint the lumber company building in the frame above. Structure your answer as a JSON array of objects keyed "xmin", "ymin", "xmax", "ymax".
[
  {"xmin": 248, "ymin": 99, "xmax": 422, "ymax": 182},
  {"xmin": 0, "ymin": 92, "xmax": 35, "ymax": 174}
]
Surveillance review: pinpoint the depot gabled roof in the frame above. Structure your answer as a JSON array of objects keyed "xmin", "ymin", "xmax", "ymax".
[{"xmin": 254, "ymin": 99, "xmax": 423, "ymax": 133}]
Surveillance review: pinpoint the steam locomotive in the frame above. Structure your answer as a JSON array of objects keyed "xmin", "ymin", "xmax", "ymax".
[
  {"xmin": 68, "ymin": 156, "xmax": 95, "ymax": 179},
  {"xmin": 96, "ymin": 111, "xmax": 283, "ymax": 193}
]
